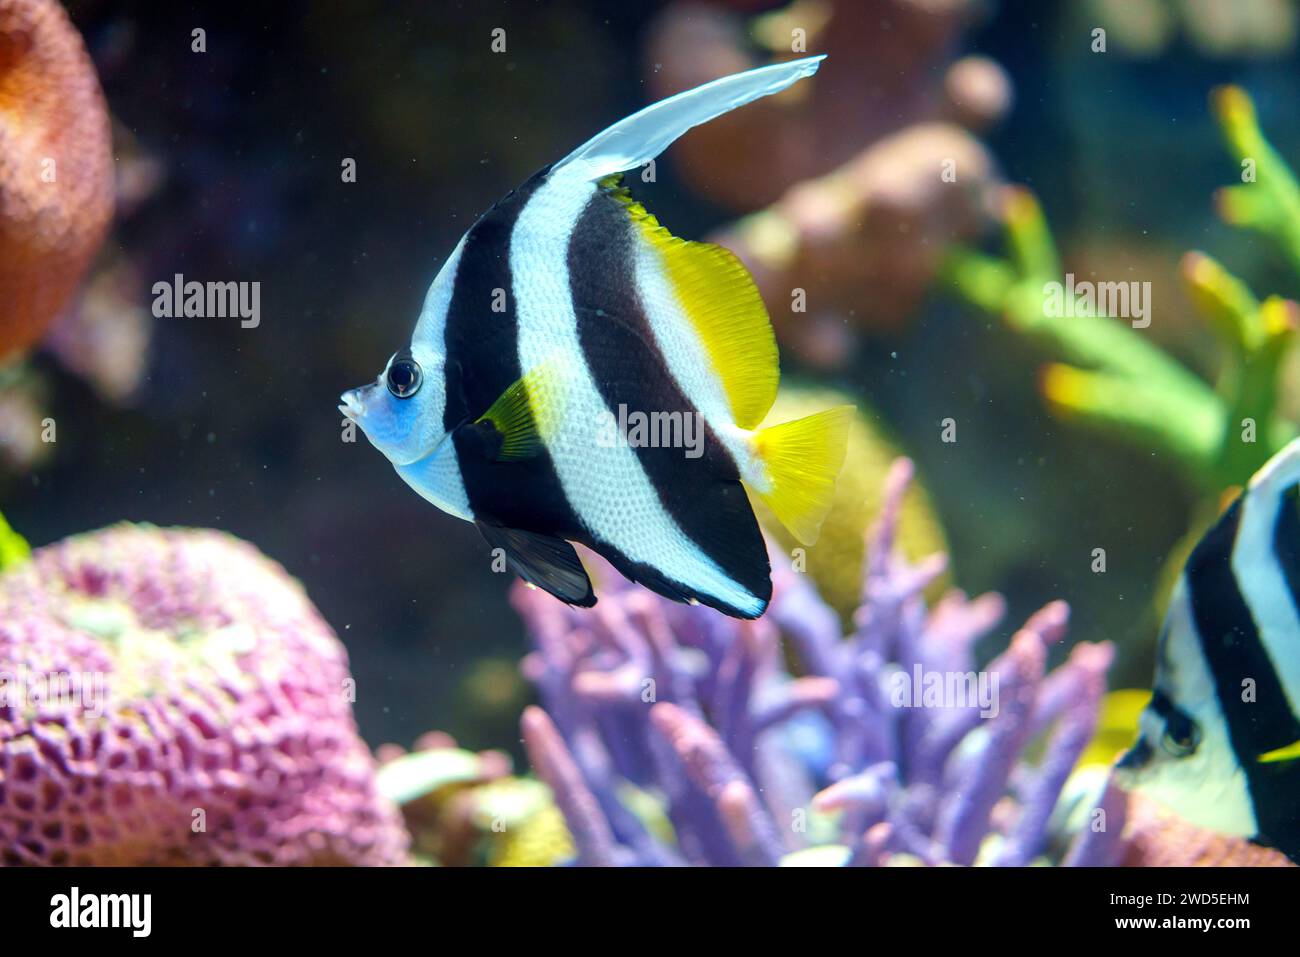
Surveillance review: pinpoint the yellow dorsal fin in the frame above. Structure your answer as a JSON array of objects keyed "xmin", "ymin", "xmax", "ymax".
[
  {"xmin": 602, "ymin": 175, "xmax": 779, "ymax": 429},
  {"xmin": 750, "ymin": 405, "xmax": 852, "ymax": 545},
  {"xmin": 476, "ymin": 359, "xmax": 565, "ymax": 461},
  {"xmin": 1078, "ymin": 689, "xmax": 1149, "ymax": 768}
]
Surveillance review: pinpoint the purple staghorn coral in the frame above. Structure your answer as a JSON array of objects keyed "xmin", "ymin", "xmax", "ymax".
[
  {"xmin": 0, "ymin": 524, "xmax": 409, "ymax": 865},
  {"xmin": 513, "ymin": 459, "xmax": 1114, "ymax": 866}
]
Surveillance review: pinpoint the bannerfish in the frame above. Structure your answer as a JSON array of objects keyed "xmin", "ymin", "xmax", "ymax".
[
  {"xmin": 340, "ymin": 55, "xmax": 850, "ymax": 619},
  {"xmin": 1117, "ymin": 437, "xmax": 1300, "ymax": 860}
]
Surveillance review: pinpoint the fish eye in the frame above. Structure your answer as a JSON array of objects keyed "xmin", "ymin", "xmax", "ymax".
[
  {"xmin": 386, "ymin": 351, "xmax": 422, "ymax": 399},
  {"xmin": 1160, "ymin": 715, "xmax": 1201, "ymax": 758}
]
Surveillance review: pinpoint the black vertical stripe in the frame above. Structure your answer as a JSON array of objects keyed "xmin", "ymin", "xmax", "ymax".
[
  {"xmin": 566, "ymin": 188, "xmax": 770, "ymax": 612},
  {"xmin": 1261, "ymin": 486, "xmax": 1300, "ymax": 857},
  {"xmin": 441, "ymin": 166, "xmax": 548, "ymax": 433},
  {"xmin": 1185, "ymin": 496, "xmax": 1300, "ymax": 857},
  {"xmin": 1272, "ymin": 486, "xmax": 1300, "ymax": 628},
  {"xmin": 441, "ymin": 166, "xmax": 583, "ymax": 537}
]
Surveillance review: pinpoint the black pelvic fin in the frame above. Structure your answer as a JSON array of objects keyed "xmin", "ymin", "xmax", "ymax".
[{"xmin": 476, "ymin": 521, "xmax": 596, "ymax": 608}]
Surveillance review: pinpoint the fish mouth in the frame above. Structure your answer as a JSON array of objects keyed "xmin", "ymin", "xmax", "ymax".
[
  {"xmin": 1113, "ymin": 738, "xmax": 1153, "ymax": 785},
  {"xmin": 339, "ymin": 389, "xmax": 365, "ymax": 422}
]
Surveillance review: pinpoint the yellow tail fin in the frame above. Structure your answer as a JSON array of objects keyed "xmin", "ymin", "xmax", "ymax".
[{"xmin": 750, "ymin": 406, "xmax": 852, "ymax": 546}]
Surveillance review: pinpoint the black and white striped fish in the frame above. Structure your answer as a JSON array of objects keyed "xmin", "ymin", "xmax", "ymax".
[
  {"xmin": 1117, "ymin": 438, "xmax": 1300, "ymax": 860},
  {"xmin": 340, "ymin": 56, "xmax": 849, "ymax": 619}
]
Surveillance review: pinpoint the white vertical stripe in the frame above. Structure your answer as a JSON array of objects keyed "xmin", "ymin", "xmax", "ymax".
[
  {"xmin": 1136, "ymin": 579, "xmax": 1257, "ymax": 836},
  {"xmin": 396, "ymin": 438, "xmax": 472, "ymax": 522},
  {"xmin": 401, "ymin": 234, "xmax": 470, "ymax": 520},
  {"xmin": 510, "ymin": 173, "xmax": 763, "ymax": 616},
  {"xmin": 412, "ymin": 234, "xmax": 467, "ymax": 351},
  {"xmin": 631, "ymin": 241, "xmax": 762, "ymax": 487},
  {"xmin": 409, "ymin": 235, "xmax": 468, "ymax": 458},
  {"xmin": 1232, "ymin": 441, "xmax": 1300, "ymax": 718}
]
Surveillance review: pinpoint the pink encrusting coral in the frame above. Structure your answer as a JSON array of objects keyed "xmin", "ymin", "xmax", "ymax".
[
  {"xmin": 1067, "ymin": 779, "xmax": 1294, "ymax": 867},
  {"xmin": 0, "ymin": 524, "xmax": 409, "ymax": 865}
]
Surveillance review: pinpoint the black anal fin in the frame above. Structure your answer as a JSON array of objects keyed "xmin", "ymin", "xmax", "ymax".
[{"xmin": 476, "ymin": 521, "xmax": 596, "ymax": 608}]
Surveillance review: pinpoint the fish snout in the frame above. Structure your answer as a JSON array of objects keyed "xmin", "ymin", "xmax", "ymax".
[
  {"xmin": 1113, "ymin": 737, "xmax": 1154, "ymax": 786},
  {"xmin": 339, "ymin": 388, "xmax": 366, "ymax": 422}
]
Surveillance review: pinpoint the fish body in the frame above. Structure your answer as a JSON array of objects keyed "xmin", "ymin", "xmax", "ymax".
[
  {"xmin": 1118, "ymin": 438, "xmax": 1300, "ymax": 860},
  {"xmin": 342, "ymin": 56, "xmax": 849, "ymax": 619}
]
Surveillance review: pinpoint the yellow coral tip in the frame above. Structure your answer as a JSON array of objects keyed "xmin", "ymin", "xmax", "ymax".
[
  {"xmin": 1180, "ymin": 251, "xmax": 1212, "ymax": 282},
  {"xmin": 1000, "ymin": 185, "xmax": 1038, "ymax": 224},
  {"xmin": 1212, "ymin": 187, "xmax": 1244, "ymax": 224},
  {"xmin": 1039, "ymin": 363, "xmax": 1088, "ymax": 410},
  {"xmin": 1261, "ymin": 298, "xmax": 1299, "ymax": 337},
  {"xmin": 1210, "ymin": 84, "xmax": 1253, "ymax": 124}
]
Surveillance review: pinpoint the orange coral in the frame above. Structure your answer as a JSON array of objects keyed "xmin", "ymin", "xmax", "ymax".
[
  {"xmin": 711, "ymin": 124, "xmax": 999, "ymax": 353},
  {"xmin": 0, "ymin": 0, "xmax": 113, "ymax": 359},
  {"xmin": 644, "ymin": 0, "xmax": 997, "ymax": 210}
]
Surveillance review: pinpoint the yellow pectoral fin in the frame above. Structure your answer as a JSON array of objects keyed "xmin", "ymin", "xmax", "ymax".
[
  {"xmin": 476, "ymin": 359, "xmax": 566, "ymax": 461},
  {"xmin": 1258, "ymin": 738, "xmax": 1300, "ymax": 764},
  {"xmin": 604, "ymin": 175, "xmax": 779, "ymax": 430}
]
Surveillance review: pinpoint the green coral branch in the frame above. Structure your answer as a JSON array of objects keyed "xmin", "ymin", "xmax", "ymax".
[
  {"xmin": 1002, "ymin": 186, "xmax": 1060, "ymax": 280},
  {"xmin": 1211, "ymin": 86, "xmax": 1300, "ymax": 275},
  {"xmin": 941, "ymin": 88, "xmax": 1300, "ymax": 492},
  {"xmin": 0, "ymin": 511, "xmax": 31, "ymax": 571},
  {"xmin": 1001, "ymin": 278, "xmax": 1213, "ymax": 398},
  {"xmin": 1039, "ymin": 364, "xmax": 1223, "ymax": 468},
  {"xmin": 942, "ymin": 247, "xmax": 1017, "ymax": 316}
]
